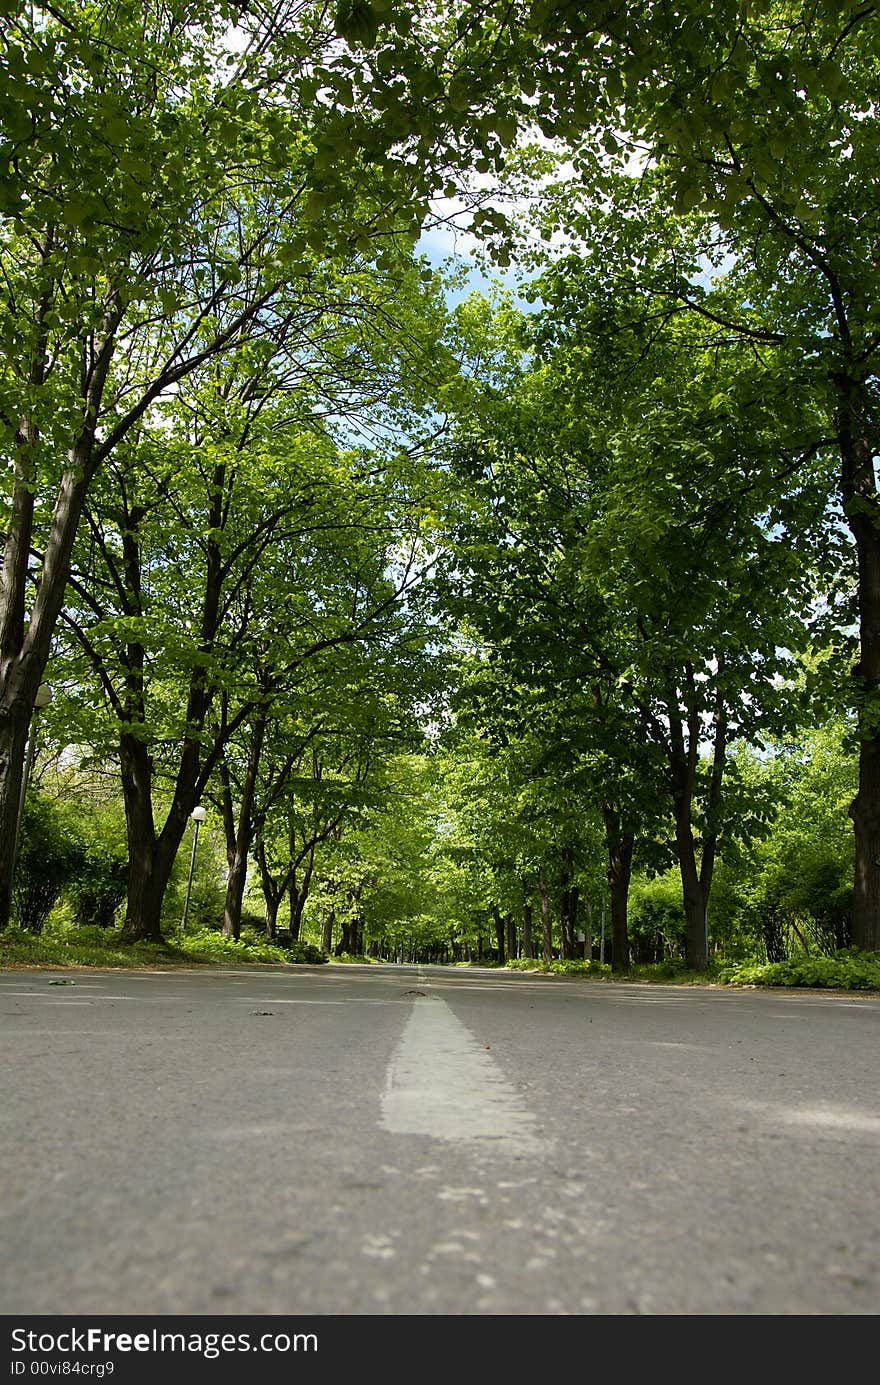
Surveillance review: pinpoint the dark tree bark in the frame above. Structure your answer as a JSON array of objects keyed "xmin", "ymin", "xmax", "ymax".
[
  {"xmin": 264, "ymin": 892, "xmax": 280, "ymax": 940},
  {"xmin": 559, "ymin": 846, "xmax": 578, "ymax": 959},
  {"xmin": 667, "ymin": 668, "xmax": 708, "ymax": 972},
  {"xmin": 0, "ymin": 283, "xmax": 122, "ymax": 929},
  {"xmin": 504, "ymin": 910, "xmax": 517, "ymax": 961},
  {"xmin": 663, "ymin": 660, "xmax": 729, "ymax": 972},
  {"xmin": 583, "ymin": 899, "xmax": 593, "ymax": 961},
  {"xmin": 288, "ymin": 833, "xmax": 317, "ymax": 942},
  {"xmin": 221, "ymin": 711, "xmax": 267, "ymax": 940},
  {"xmin": 521, "ymin": 895, "xmax": 534, "ymax": 959},
  {"xmin": 602, "ymin": 803, "xmax": 633, "ymax": 975},
  {"xmin": 321, "ymin": 905, "xmax": 334, "ymax": 955},
  {"xmin": 839, "ymin": 375, "xmax": 880, "ymax": 953},
  {"xmin": 539, "ymin": 873, "xmax": 553, "ymax": 961},
  {"xmin": 491, "ymin": 903, "xmax": 505, "ymax": 963},
  {"xmin": 699, "ymin": 676, "xmax": 728, "ymax": 958},
  {"xmin": 120, "ymin": 731, "xmax": 191, "ymax": 942},
  {"xmin": 255, "ymin": 836, "xmax": 286, "ymax": 940},
  {"xmin": 762, "ymin": 907, "xmax": 788, "ymax": 964}
]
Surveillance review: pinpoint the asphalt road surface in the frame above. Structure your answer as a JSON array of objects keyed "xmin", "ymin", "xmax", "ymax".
[{"xmin": 1, "ymin": 963, "xmax": 878, "ymax": 1316}]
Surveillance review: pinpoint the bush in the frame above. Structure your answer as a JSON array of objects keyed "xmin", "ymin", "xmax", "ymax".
[
  {"xmin": 632, "ymin": 958, "xmax": 696, "ymax": 980},
  {"xmin": 14, "ymin": 794, "xmax": 84, "ymax": 933},
  {"xmin": 268, "ymin": 931, "xmax": 328, "ymax": 963},
  {"xmin": 717, "ymin": 949, "xmax": 880, "ymax": 991},
  {"xmin": 628, "ymin": 873, "xmax": 686, "ymax": 962},
  {"xmin": 67, "ymin": 805, "xmax": 128, "ymax": 928},
  {"xmin": 506, "ymin": 957, "xmax": 611, "ymax": 977},
  {"xmin": 163, "ymin": 926, "xmax": 329, "ymax": 966}
]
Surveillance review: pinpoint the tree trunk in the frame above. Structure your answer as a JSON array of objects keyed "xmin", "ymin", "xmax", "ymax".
[
  {"xmin": 568, "ymin": 884, "xmax": 580, "ymax": 958},
  {"xmin": 583, "ymin": 899, "xmax": 593, "ymax": 962},
  {"xmin": 699, "ymin": 673, "xmax": 728, "ymax": 922},
  {"xmin": 218, "ymin": 759, "xmax": 237, "ymax": 876},
  {"xmin": 119, "ymin": 731, "xmax": 186, "ymax": 941},
  {"xmin": 255, "ymin": 839, "xmax": 282, "ymax": 940},
  {"xmin": 491, "ymin": 904, "xmax": 505, "ymax": 962},
  {"xmin": 667, "ymin": 677, "xmax": 708, "ymax": 972},
  {"xmin": 0, "ymin": 285, "xmax": 121, "ymax": 930},
  {"xmin": 222, "ymin": 848, "xmax": 248, "ymax": 941},
  {"xmin": 505, "ymin": 911, "xmax": 517, "ymax": 961},
  {"xmin": 559, "ymin": 846, "xmax": 576, "ymax": 958},
  {"xmin": 289, "ymin": 885, "xmax": 303, "ymax": 941},
  {"xmin": 602, "ymin": 803, "xmax": 632, "ymax": 975},
  {"xmin": 337, "ymin": 915, "xmax": 357, "ymax": 955},
  {"xmin": 289, "ymin": 841, "xmax": 315, "ymax": 942},
  {"xmin": 840, "ymin": 376, "xmax": 880, "ymax": 952},
  {"xmin": 322, "ymin": 905, "xmax": 334, "ymax": 955},
  {"xmin": 539, "ymin": 873, "xmax": 553, "ymax": 961},
  {"xmin": 221, "ymin": 713, "xmax": 266, "ymax": 941},
  {"xmin": 675, "ymin": 800, "xmax": 707, "ymax": 973},
  {"xmin": 264, "ymin": 892, "xmax": 280, "ymax": 940},
  {"xmin": 0, "ymin": 473, "xmax": 92, "ymax": 927},
  {"xmin": 762, "ymin": 906, "xmax": 787, "ymax": 964},
  {"xmin": 522, "ymin": 896, "xmax": 534, "ymax": 958},
  {"xmin": 0, "ymin": 687, "xmax": 36, "ymax": 925}
]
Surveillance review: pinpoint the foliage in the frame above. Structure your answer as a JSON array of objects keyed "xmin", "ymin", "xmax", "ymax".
[
  {"xmin": 719, "ymin": 725, "xmax": 857, "ymax": 960},
  {"xmin": 717, "ymin": 951, "xmax": 880, "ymax": 991},
  {"xmin": 13, "ymin": 792, "xmax": 83, "ymax": 933},
  {"xmin": 0, "ymin": 920, "xmax": 327, "ymax": 968},
  {"xmin": 628, "ymin": 874, "xmax": 687, "ymax": 963},
  {"xmin": 169, "ymin": 928, "xmax": 293, "ymax": 965},
  {"xmin": 0, "ymin": 922, "xmax": 173, "ymax": 969},
  {"xmin": 3, "ymin": 1, "xmax": 880, "ymax": 972},
  {"xmin": 506, "ymin": 957, "xmax": 611, "ymax": 977},
  {"xmin": 271, "ymin": 934, "xmax": 329, "ymax": 965},
  {"xmin": 64, "ymin": 800, "xmax": 129, "ymax": 928},
  {"xmin": 160, "ymin": 818, "xmax": 228, "ymax": 933}
]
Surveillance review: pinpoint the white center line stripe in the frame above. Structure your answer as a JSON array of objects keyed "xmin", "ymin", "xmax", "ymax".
[{"xmin": 381, "ymin": 995, "xmax": 548, "ymax": 1154}]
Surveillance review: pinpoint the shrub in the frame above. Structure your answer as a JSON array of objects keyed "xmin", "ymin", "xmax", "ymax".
[
  {"xmin": 67, "ymin": 806, "xmax": 128, "ymax": 928},
  {"xmin": 506, "ymin": 957, "xmax": 611, "ymax": 977},
  {"xmin": 632, "ymin": 958, "xmax": 696, "ymax": 980},
  {"xmin": 628, "ymin": 874, "xmax": 686, "ymax": 963},
  {"xmin": 14, "ymin": 794, "xmax": 84, "ymax": 933},
  {"xmin": 717, "ymin": 949, "xmax": 880, "ymax": 991},
  {"xmin": 287, "ymin": 939, "xmax": 328, "ymax": 964}
]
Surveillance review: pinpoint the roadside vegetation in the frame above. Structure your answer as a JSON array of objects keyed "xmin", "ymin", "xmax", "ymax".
[
  {"xmin": 2, "ymin": 3, "xmax": 879, "ymax": 996},
  {"xmin": 3, "ymin": 915, "xmax": 878, "ymax": 996}
]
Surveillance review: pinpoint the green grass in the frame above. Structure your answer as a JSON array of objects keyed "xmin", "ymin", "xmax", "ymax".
[
  {"xmin": 0, "ymin": 922, "xmax": 327, "ymax": 970},
  {"xmin": 2, "ymin": 925, "xmax": 877, "ymax": 992},
  {"xmin": 505, "ymin": 950, "xmax": 880, "ymax": 991}
]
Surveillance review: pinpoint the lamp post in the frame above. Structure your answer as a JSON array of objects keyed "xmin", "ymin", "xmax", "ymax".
[
  {"xmin": 181, "ymin": 805, "xmax": 207, "ymax": 932},
  {"xmin": 11, "ymin": 683, "xmax": 53, "ymax": 890}
]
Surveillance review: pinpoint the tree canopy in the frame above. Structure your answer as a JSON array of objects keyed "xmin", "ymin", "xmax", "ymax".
[{"xmin": 2, "ymin": 0, "xmax": 877, "ymax": 972}]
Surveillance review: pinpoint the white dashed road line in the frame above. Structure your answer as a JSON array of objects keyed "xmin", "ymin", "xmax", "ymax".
[{"xmin": 381, "ymin": 994, "xmax": 548, "ymax": 1155}]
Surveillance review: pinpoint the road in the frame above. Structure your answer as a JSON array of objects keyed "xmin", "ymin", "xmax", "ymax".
[{"xmin": 1, "ymin": 963, "xmax": 878, "ymax": 1316}]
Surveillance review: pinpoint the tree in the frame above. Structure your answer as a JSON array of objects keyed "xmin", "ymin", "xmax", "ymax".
[
  {"xmin": 439, "ymin": 280, "xmax": 826, "ymax": 968},
  {"xmin": 723, "ymin": 723, "xmax": 857, "ymax": 961},
  {"xmin": 500, "ymin": 0, "xmax": 880, "ymax": 946},
  {"xmin": 12, "ymin": 791, "xmax": 82, "ymax": 933},
  {"xmin": 40, "ymin": 213, "xmax": 457, "ymax": 943},
  {"xmin": 0, "ymin": 0, "xmax": 532, "ymax": 928}
]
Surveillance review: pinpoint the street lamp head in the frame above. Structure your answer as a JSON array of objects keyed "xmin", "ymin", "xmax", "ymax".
[
  {"xmin": 190, "ymin": 805, "xmax": 207, "ymax": 823},
  {"xmin": 34, "ymin": 684, "xmax": 52, "ymax": 709}
]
